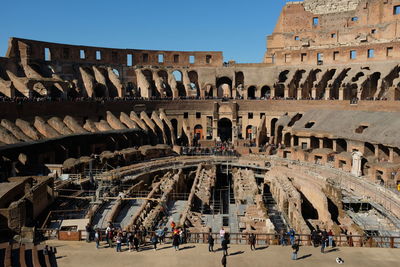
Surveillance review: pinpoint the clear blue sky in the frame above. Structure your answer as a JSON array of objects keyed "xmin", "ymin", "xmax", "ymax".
[{"xmin": 1, "ymin": 0, "xmax": 288, "ymax": 63}]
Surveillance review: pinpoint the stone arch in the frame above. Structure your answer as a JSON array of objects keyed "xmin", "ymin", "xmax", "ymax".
[
  {"xmin": 284, "ymin": 132, "xmax": 291, "ymax": 147},
  {"xmin": 218, "ymin": 118, "xmax": 232, "ymax": 142},
  {"xmin": 364, "ymin": 142, "xmax": 375, "ymax": 157},
  {"xmin": 246, "ymin": 125, "xmax": 253, "ymax": 140},
  {"xmin": 247, "ymin": 86, "xmax": 256, "ymax": 99},
  {"xmin": 216, "ymin": 76, "xmax": 232, "ymax": 98},
  {"xmin": 188, "ymin": 70, "xmax": 200, "ymax": 97},
  {"xmin": 336, "ymin": 139, "xmax": 347, "ymax": 152},
  {"xmin": 261, "ymin": 85, "xmax": 271, "ymax": 99},
  {"xmin": 271, "ymin": 118, "xmax": 278, "ymax": 137},
  {"xmin": 173, "ymin": 70, "xmax": 186, "ymax": 97},
  {"xmin": 276, "ymin": 125, "xmax": 284, "ymax": 145},
  {"xmin": 194, "ymin": 124, "xmax": 203, "ymax": 140},
  {"xmin": 235, "ymin": 71, "xmax": 244, "ymax": 87},
  {"xmin": 158, "ymin": 70, "xmax": 172, "ymax": 97},
  {"xmin": 93, "ymin": 84, "xmax": 106, "ymax": 98}
]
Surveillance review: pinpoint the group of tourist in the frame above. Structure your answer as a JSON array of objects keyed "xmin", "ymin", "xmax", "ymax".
[{"xmin": 87, "ymin": 221, "xmax": 189, "ymax": 253}]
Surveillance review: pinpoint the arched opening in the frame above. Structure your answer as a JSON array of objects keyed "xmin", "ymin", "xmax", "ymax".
[
  {"xmin": 216, "ymin": 77, "xmax": 232, "ymax": 98},
  {"xmin": 218, "ymin": 118, "xmax": 232, "ymax": 142},
  {"xmin": 271, "ymin": 118, "xmax": 278, "ymax": 137},
  {"xmin": 173, "ymin": 70, "xmax": 186, "ymax": 97},
  {"xmin": 171, "ymin": 119, "xmax": 178, "ymax": 139},
  {"xmin": 246, "ymin": 125, "xmax": 253, "ymax": 140},
  {"xmin": 93, "ymin": 84, "xmax": 106, "ymax": 98},
  {"xmin": 336, "ymin": 139, "xmax": 347, "ymax": 152},
  {"xmin": 247, "ymin": 86, "xmax": 256, "ymax": 99},
  {"xmin": 365, "ymin": 142, "xmax": 375, "ymax": 157},
  {"xmin": 284, "ymin": 133, "xmax": 291, "ymax": 147},
  {"xmin": 276, "ymin": 125, "xmax": 284, "ymax": 145},
  {"xmin": 323, "ymin": 138, "xmax": 333, "ymax": 149},
  {"xmin": 48, "ymin": 85, "xmax": 63, "ymax": 99},
  {"xmin": 327, "ymin": 198, "xmax": 340, "ymax": 225},
  {"xmin": 158, "ymin": 70, "xmax": 172, "ymax": 97},
  {"xmin": 278, "ymin": 70, "xmax": 290, "ymax": 83},
  {"xmin": 362, "ymin": 158, "xmax": 370, "ymax": 176},
  {"xmin": 261, "ymin": 85, "xmax": 271, "ymax": 99},
  {"xmin": 300, "ymin": 192, "xmax": 319, "ymax": 220},
  {"xmin": 378, "ymin": 144, "xmax": 390, "ymax": 161},
  {"xmin": 310, "ymin": 136, "xmax": 319, "ymax": 149},
  {"xmin": 194, "ymin": 124, "xmax": 203, "ymax": 141},
  {"xmin": 172, "ymin": 70, "xmax": 182, "ymax": 82},
  {"xmin": 235, "ymin": 71, "xmax": 244, "ymax": 87},
  {"xmin": 188, "ymin": 71, "xmax": 200, "ymax": 97}
]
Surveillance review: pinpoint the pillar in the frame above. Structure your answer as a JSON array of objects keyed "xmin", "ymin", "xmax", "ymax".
[
  {"xmin": 339, "ymin": 88, "xmax": 344, "ymax": 100},
  {"xmin": 311, "ymin": 87, "xmax": 317, "ymax": 99},
  {"xmin": 297, "ymin": 88, "xmax": 302, "ymax": 100},
  {"xmin": 351, "ymin": 151, "xmax": 363, "ymax": 177}
]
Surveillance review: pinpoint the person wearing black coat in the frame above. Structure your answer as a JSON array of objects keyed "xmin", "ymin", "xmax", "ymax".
[
  {"xmin": 221, "ymin": 239, "xmax": 228, "ymax": 256},
  {"xmin": 173, "ymin": 233, "xmax": 180, "ymax": 251},
  {"xmin": 249, "ymin": 233, "xmax": 256, "ymax": 251},
  {"xmin": 208, "ymin": 234, "xmax": 215, "ymax": 252}
]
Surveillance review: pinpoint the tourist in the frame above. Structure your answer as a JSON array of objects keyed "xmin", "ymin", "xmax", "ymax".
[
  {"xmin": 171, "ymin": 221, "xmax": 176, "ymax": 230},
  {"xmin": 107, "ymin": 228, "xmax": 114, "ymax": 248},
  {"xmin": 94, "ymin": 229, "xmax": 100, "ymax": 249},
  {"xmin": 249, "ymin": 233, "xmax": 256, "ymax": 251},
  {"xmin": 288, "ymin": 228, "xmax": 296, "ymax": 245},
  {"xmin": 221, "ymin": 234, "xmax": 229, "ymax": 256},
  {"xmin": 280, "ymin": 230, "xmax": 287, "ymax": 246},
  {"xmin": 322, "ymin": 229, "xmax": 328, "ymax": 247},
  {"xmin": 151, "ymin": 233, "xmax": 158, "ymax": 251},
  {"xmin": 328, "ymin": 229, "xmax": 334, "ymax": 247},
  {"xmin": 128, "ymin": 232, "xmax": 134, "ymax": 252},
  {"xmin": 291, "ymin": 243, "xmax": 299, "ymax": 260},
  {"xmin": 134, "ymin": 234, "xmax": 140, "ymax": 252},
  {"xmin": 116, "ymin": 233, "xmax": 122, "ymax": 252},
  {"xmin": 221, "ymin": 254, "xmax": 227, "ymax": 267},
  {"xmin": 311, "ymin": 230, "xmax": 318, "ymax": 247},
  {"xmin": 85, "ymin": 223, "xmax": 92, "ymax": 242},
  {"xmin": 321, "ymin": 233, "xmax": 326, "ymax": 253},
  {"xmin": 173, "ymin": 232, "xmax": 180, "ymax": 251},
  {"xmin": 220, "ymin": 227, "xmax": 226, "ymax": 242},
  {"xmin": 348, "ymin": 232, "xmax": 354, "ymax": 247},
  {"xmin": 208, "ymin": 233, "xmax": 214, "ymax": 252}
]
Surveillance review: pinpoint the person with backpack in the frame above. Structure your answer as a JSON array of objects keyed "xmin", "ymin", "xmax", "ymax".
[
  {"xmin": 208, "ymin": 233, "xmax": 215, "ymax": 252},
  {"xmin": 249, "ymin": 233, "xmax": 256, "ymax": 251}
]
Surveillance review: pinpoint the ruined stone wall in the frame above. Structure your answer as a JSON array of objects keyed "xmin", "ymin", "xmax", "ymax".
[
  {"xmin": 303, "ymin": 0, "xmax": 362, "ymax": 14},
  {"xmin": 265, "ymin": 0, "xmax": 400, "ymax": 65}
]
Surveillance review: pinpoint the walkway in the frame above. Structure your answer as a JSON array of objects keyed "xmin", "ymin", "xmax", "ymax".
[{"xmin": 47, "ymin": 240, "xmax": 400, "ymax": 267}]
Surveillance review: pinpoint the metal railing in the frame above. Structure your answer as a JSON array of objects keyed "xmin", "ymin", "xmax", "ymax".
[{"xmin": 37, "ymin": 229, "xmax": 400, "ymax": 248}]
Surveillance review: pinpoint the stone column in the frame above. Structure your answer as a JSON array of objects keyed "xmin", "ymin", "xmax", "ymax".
[
  {"xmin": 339, "ymin": 88, "xmax": 344, "ymax": 100},
  {"xmin": 311, "ymin": 87, "xmax": 317, "ymax": 99},
  {"xmin": 319, "ymin": 139, "xmax": 324, "ymax": 148},
  {"xmin": 325, "ymin": 87, "xmax": 330, "ymax": 100},
  {"xmin": 297, "ymin": 89, "xmax": 302, "ymax": 100},
  {"xmin": 351, "ymin": 151, "xmax": 363, "ymax": 177}
]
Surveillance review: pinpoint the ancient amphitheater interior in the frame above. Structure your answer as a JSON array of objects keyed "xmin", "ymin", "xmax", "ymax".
[{"xmin": 0, "ymin": 0, "xmax": 400, "ymax": 265}]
